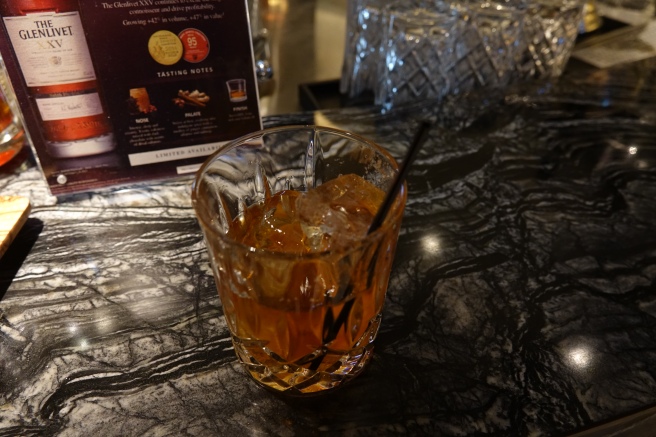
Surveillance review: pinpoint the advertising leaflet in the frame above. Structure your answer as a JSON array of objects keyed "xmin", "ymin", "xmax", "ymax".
[{"xmin": 0, "ymin": 0, "xmax": 262, "ymax": 195}]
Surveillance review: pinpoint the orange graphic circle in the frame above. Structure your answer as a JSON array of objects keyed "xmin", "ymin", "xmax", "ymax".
[{"xmin": 179, "ymin": 28, "xmax": 210, "ymax": 63}]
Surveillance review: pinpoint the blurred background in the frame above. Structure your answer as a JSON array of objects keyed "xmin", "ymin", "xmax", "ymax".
[
  {"xmin": 253, "ymin": 0, "xmax": 656, "ymax": 116},
  {"xmin": 251, "ymin": 0, "xmax": 348, "ymax": 116}
]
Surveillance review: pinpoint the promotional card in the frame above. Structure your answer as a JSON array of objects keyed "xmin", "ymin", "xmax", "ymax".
[{"xmin": 0, "ymin": 0, "xmax": 262, "ymax": 196}]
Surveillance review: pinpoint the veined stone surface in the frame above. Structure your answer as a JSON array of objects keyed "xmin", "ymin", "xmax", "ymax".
[{"xmin": 2, "ymin": 64, "xmax": 656, "ymax": 436}]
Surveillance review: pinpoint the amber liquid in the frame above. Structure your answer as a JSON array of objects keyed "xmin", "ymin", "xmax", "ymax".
[
  {"xmin": 0, "ymin": 92, "xmax": 25, "ymax": 167},
  {"xmin": 0, "ymin": 43, "xmax": 26, "ymax": 166},
  {"xmin": 0, "ymin": 97, "xmax": 13, "ymax": 131},
  {"xmin": 229, "ymin": 90, "xmax": 246, "ymax": 100},
  {"xmin": 215, "ymin": 174, "xmax": 401, "ymax": 394}
]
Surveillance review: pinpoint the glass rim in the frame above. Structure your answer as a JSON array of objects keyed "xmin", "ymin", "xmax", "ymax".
[{"xmin": 191, "ymin": 124, "xmax": 407, "ymax": 259}]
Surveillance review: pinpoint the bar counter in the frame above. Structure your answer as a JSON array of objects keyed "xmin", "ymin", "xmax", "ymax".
[{"xmin": 2, "ymin": 57, "xmax": 656, "ymax": 436}]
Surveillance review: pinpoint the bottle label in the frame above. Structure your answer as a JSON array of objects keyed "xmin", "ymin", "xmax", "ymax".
[
  {"xmin": 35, "ymin": 92, "xmax": 103, "ymax": 121},
  {"xmin": 3, "ymin": 12, "xmax": 96, "ymax": 87}
]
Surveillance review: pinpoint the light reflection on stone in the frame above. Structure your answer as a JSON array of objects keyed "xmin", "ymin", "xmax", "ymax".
[
  {"xmin": 422, "ymin": 234, "xmax": 441, "ymax": 255},
  {"xmin": 568, "ymin": 346, "xmax": 593, "ymax": 369}
]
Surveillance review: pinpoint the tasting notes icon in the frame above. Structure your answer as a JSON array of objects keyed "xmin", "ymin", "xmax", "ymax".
[{"xmin": 226, "ymin": 79, "xmax": 247, "ymax": 103}]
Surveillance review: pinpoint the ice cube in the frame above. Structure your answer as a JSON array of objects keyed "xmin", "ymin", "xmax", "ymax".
[
  {"xmin": 297, "ymin": 174, "xmax": 385, "ymax": 249},
  {"xmin": 229, "ymin": 174, "xmax": 385, "ymax": 254}
]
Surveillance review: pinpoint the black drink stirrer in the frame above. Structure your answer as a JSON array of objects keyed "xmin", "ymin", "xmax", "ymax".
[
  {"xmin": 368, "ymin": 121, "xmax": 432, "ymax": 234},
  {"xmin": 309, "ymin": 122, "xmax": 432, "ymax": 372}
]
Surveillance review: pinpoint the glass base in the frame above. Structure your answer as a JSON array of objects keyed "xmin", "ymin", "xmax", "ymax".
[{"xmin": 233, "ymin": 314, "xmax": 381, "ymax": 396}]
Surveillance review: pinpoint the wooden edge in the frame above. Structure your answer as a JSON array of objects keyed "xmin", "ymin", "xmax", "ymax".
[{"xmin": 0, "ymin": 196, "xmax": 31, "ymax": 259}]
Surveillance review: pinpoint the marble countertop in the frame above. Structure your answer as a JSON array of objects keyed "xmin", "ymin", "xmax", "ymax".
[{"xmin": 2, "ymin": 57, "xmax": 656, "ymax": 436}]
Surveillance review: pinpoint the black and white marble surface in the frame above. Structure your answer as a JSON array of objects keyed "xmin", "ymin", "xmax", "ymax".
[{"xmin": 2, "ymin": 59, "xmax": 656, "ymax": 436}]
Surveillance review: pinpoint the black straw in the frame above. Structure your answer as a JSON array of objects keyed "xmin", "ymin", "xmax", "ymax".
[
  {"xmin": 368, "ymin": 121, "xmax": 432, "ymax": 234},
  {"xmin": 309, "ymin": 122, "xmax": 433, "ymax": 371}
]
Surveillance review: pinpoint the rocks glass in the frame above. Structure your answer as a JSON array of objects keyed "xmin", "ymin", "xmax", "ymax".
[
  {"xmin": 0, "ymin": 56, "xmax": 25, "ymax": 167},
  {"xmin": 341, "ymin": 0, "xmax": 584, "ymax": 110},
  {"xmin": 192, "ymin": 126, "xmax": 406, "ymax": 395}
]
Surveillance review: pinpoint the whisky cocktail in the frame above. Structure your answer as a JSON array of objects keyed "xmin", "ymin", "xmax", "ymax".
[{"xmin": 193, "ymin": 126, "xmax": 406, "ymax": 395}]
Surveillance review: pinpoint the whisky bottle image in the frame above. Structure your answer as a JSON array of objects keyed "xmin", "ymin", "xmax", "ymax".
[{"xmin": 1, "ymin": 0, "xmax": 115, "ymax": 158}]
